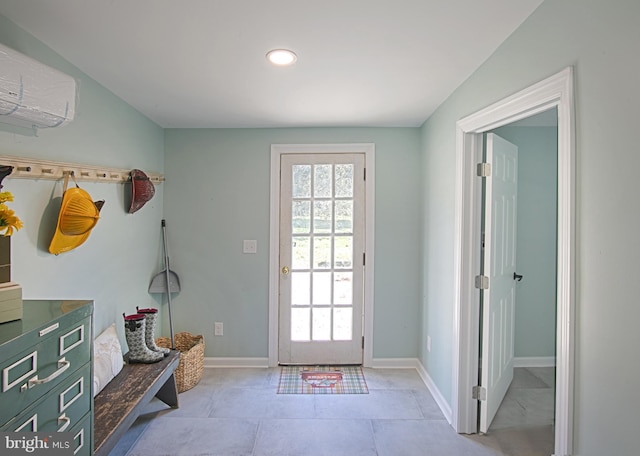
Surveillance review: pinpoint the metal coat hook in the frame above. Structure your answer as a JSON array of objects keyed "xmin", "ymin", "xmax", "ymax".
[
  {"xmin": 513, "ymin": 272, "xmax": 523, "ymax": 282},
  {"xmin": 0, "ymin": 165, "xmax": 13, "ymax": 189}
]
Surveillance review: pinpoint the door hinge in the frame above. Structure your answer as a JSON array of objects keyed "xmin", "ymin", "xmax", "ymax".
[
  {"xmin": 363, "ymin": 252, "xmax": 366, "ymax": 266},
  {"xmin": 362, "ymin": 336, "xmax": 365, "ymax": 349},
  {"xmin": 364, "ymin": 167, "xmax": 366, "ymax": 181},
  {"xmin": 476, "ymin": 163, "xmax": 491, "ymax": 177},
  {"xmin": 472, "ymin": 385, "xmax": 487, "ymax": 401},
  {"xmin": 475, "ymin": 275, "xmax": 489, "ymax": 289}
]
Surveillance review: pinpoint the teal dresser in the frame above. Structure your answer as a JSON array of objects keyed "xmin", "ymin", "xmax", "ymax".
[{"xmin": 0, "ymin": 300, "xmax": 93, "ymax": 455}]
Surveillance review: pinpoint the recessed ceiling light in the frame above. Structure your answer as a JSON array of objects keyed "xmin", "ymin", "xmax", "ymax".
[{"xmin": 266, "ymin": 49, "xmax": 297, "ymax": 66}]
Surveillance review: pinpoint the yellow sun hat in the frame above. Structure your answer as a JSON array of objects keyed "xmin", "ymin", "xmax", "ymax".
[{"xmin": 49, "ymin": 175, "xmax": 104, "ymax": 255}]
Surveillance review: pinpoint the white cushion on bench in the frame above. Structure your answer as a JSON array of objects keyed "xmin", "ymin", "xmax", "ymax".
[{"xmin": 93, "ymin": 324, "xmax": 124, "ymax": 397}]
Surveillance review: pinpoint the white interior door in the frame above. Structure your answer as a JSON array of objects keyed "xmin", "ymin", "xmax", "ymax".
[
  {"xmin": 479, "ymin": 133, "xmax": 518, "ymax": 433},
  {"xmin": 278, "ymin": 153, "xmax": 365, "ymax": 365}
]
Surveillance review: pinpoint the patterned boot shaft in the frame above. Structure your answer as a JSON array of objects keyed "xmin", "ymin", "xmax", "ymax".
[
  {"xmin": 137, "ymin": 308, "xmax": 170, "ymax": 356},
  {"xmin": 123, "ymin": 314, "xmax": 164, "ymax": 364}
]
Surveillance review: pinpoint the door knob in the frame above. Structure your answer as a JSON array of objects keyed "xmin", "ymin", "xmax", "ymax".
[
  {"xmin": 282, "ymin": 266, "xmax": 289, "ymax": 275},
  {"xmin": 513, "ymin": 272, "xmax": 523, "ymax": 282}
]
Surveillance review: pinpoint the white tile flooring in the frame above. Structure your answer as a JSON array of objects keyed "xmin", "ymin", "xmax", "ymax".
[{"xmin": 108, "ymin": 366, "xmax": 555, "ymax": 456}]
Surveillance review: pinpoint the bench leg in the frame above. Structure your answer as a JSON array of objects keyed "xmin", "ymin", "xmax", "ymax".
[{"xmin": 155, "ymin": 373, "xmax": 179, "ymax": 408}]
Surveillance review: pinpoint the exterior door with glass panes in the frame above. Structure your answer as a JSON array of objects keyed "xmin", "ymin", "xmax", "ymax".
[{"xmin": 278, "ymin": 153, "xmax": 365, "ymax": 364}]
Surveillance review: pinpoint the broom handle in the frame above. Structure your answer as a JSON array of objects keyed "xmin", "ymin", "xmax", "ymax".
[{"xmin": 162, "ymin": 220, "xmax": 175, "ymax": 349}]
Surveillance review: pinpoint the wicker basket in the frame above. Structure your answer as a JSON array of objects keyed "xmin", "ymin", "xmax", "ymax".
[{"xmin": 156, "ymin": 332, "xmax": 205, "ymax": 393}]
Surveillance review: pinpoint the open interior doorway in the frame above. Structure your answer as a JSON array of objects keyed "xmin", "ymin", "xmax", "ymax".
[{"xmin": 451, "ymin": 67, "xmax": 575, "ymax": 456}]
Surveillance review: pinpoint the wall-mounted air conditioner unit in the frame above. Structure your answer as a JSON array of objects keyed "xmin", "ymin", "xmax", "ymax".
[{"xmin": 0, "ymin": 43, "xmax": 77, "ymax": 129}]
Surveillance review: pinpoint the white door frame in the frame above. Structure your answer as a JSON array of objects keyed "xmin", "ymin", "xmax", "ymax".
[
  {"xmin": 451, "ymin": 67, "xmax": 575, "ymax": 456},
  {"xmin": 269, "ymin": 143, "xmax": 375, "ymax": 368}
]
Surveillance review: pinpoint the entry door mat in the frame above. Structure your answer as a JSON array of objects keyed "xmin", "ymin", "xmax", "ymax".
[{"xmin": 277, "ymin": 365, "xmax": 369, "ymax": 394}]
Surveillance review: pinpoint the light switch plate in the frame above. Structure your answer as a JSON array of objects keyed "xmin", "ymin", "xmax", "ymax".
[{"xmin": 243, "ymin": 240, "xmax": 257, "ymax": 254}]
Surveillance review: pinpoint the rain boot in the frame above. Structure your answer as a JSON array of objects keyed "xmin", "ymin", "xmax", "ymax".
[
  {"xmin": 136, "ymin": 307, "xmax": 170, "ymax": 356},
  {"xmin": 123, "ymin": 313, "xmax": 164, "ymax": 363}
]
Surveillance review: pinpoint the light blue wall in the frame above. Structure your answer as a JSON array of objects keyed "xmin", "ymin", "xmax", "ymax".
[
  {"xmin": 493, "ymin": 125, "xmax": 557, "ymax": 359},
  {"xmin": 163, "ymin": 128, "xmax": 422, "ymax": 359},
  {"xmin": 0, "ymin": 15, "xmax": 165, "ymax": 345},
  {"xmin": 420, "ymin": 0, "xmax": 640, "ymax": 454},
  {"xmin": 1, "ymin": 12, "xmax": 424, "ymax": 362}
]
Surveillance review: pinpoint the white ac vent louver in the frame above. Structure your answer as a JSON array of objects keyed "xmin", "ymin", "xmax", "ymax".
[{"xmin": 0, "ymin": 43, "xmax": 76, "ymax": 129}]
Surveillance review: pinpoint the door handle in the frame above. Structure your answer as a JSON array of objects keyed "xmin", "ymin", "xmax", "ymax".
[{"xmin": 513, "ymin": 272, "xmax": 523, "ymax": 282}]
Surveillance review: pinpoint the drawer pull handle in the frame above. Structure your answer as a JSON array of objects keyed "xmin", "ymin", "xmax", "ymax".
[
  {"xmin": 29, "ymin": 358, "xmax": 70, "ymax": 388},
  {"xmin": 58, "ymin": 413, "xmax": 71, "ymax": 432}
]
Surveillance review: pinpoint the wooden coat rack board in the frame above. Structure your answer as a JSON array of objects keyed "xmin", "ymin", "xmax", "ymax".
[{"xmin": 0, "ymin": 155, "xmax": 164, "ymax": 184}]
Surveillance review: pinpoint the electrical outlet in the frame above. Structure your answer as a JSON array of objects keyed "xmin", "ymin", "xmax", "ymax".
[
  {"xmin": 427, "ymin": 335, "xmax": 432, "ymax": 352},
  {"xmin": 214, "ymin": 322, "xmax": 223, "ymax": 336},
  {"xmin": 243, "ymin": 240, "xmax": 257, "ymax": 254}
]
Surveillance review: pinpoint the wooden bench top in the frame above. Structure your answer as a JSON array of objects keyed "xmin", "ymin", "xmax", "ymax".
[{"xmin": 94, "ymin": 350, "xmax": 180, "ymax": 456}]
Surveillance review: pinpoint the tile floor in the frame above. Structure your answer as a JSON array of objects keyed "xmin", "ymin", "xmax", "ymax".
[{"xmin": 108, "ymin": 366, "xmax": 555, "ymax": 456}]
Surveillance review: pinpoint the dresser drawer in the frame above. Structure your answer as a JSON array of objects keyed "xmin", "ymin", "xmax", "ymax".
[
  {"xmin": 0, "ymin": 301, "xmax": 92, "ymax": 350},
  {"xmin": 1, "ymin": 362, "xmax": 90, "ymax": 433},
  {"xmin": 0, "ymin": 316, "xmax": 91, "ymax": 425}
]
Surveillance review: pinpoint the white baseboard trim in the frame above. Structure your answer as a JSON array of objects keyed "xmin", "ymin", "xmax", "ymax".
[
  {"xmin": 371, "ymin": 358, "xmax": 420, "ymax": 369},
  {"xmin": 371, "ymin": 357, "xmax": 452, "ymax": 424},
  {"xmin": 204, "ymin": 357, "xmax": 269, "ymax": 368},
  {"xmin": 415, "ymin": 360, "xmax": 453, "ymax": 424},
  {"xmin": 204, "ymin": 357, "xmax": 423, "ymax": 369},
  {"xmin": 514, "ymin": 356, "xmax": 556, "ymax": 368}
]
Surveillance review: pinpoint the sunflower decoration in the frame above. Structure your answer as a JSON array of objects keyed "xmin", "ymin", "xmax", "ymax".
[
  {"xmin": 0, "ymin": 191, "xmax": 23, "ymax": 236},
  {"xmin": 0, "ymin": 166, "xmax": 22, "ymax": 236}
]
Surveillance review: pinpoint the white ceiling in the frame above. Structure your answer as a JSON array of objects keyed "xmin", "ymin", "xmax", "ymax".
[{"xmin": 0, "ymin": 0, "xmax": 544, "ymax": 129}]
